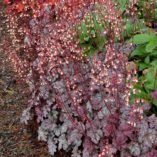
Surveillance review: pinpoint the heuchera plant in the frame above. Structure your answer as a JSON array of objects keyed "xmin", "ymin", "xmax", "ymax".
[{"xmin": 3, "ymin": 0, "xmax": 157, "ymax": 156}]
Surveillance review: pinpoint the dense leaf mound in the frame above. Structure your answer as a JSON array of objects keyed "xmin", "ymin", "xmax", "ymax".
[{"xmin": 3, "ymin": 0, "xmax": 157, "ymax": 156}]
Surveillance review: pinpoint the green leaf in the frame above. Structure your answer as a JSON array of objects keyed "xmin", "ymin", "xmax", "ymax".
[
  {"xmin": 90, "ymin": 30, "xmax": 95, "ymax": 35},
  {"xmin": 119, "ymin": 0, "xmax": 127, "ymax": 12},
  {"xmin": 145, "ymin": 68, "xmax": 155, "ymax": 82},
  {"xmin": 150, "ymin": 60, "xmax": 157, "ymax": 67},
  {"xmin": 132, "ymin": 34, "xmax": 152, "ymax": 44},
  {"xmin": 144, "ymin": 67, "xmax": 157, "ymax": 91},
  {"xmin": 81, "ymin": 23, "xmax": 87, "ymax": 33},
  {"xmin": 144, "ymin": 82, "xmax": 154, "ymax": 91},
  {"xmin": 84, "ymin": 36, "xmax": 90, "ymax": 41},
  {"xmin": 125, "ymin": 21, "xmax": 133, "ymax": 32},
  {"xmin": 138, "ymin": 62, "xmax": 149, "ymax": 71},
  {"xmin": 135, "ymin": 90, "xmax": 149, "ymax": 100},
  {"xmin": 79, "ymin": 34, "xmax": 86, "ymax": 43},
  {"xmin": 150, "ymin": 50, "xmax": 157, "ymax": 57},
  {"xmin": 92, "ymin": 13, "xmax": 103, "ymax": 31},
  {"xmin": 83, "ymin": 47, "xmax": 96, "ymax": 56},
  {"xmin": 153, "ymin": 100, "xmax": 157, "ymax": 107},
  {"xmin": 144, "ymin": 56, "xmax": 150, "ymax": 64},
  {"xmin": 146, "ymin": 39, "xmax": 157, "ymax": 52},
  {"xmin": 130, "ymin": 45, "xmax": 146, "ymax": 57}
]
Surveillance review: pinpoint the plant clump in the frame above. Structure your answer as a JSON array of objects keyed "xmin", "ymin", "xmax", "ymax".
[{"xmin": 3, "ymin": 0, "xmax": 157, "ymax": 157}]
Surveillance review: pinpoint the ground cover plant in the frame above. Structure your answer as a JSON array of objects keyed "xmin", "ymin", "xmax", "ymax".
[{"xmin": 2, "ymin": 0, "xmax": 157, "ymax": 157}]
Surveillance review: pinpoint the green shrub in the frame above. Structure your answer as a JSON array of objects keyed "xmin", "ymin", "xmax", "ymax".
[{"xmin": 130, "ymin": 31, "xmax": 157, "ymax": 107}]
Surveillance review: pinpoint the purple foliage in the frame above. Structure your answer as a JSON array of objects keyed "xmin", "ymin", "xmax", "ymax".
[{"xmin": 4, "ymin": 0, "xmax": 157, "ymax": 156}]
